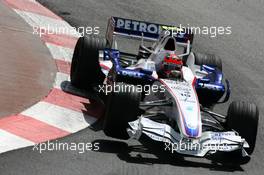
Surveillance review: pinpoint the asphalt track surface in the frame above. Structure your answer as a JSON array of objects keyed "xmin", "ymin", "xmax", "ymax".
[{"xmin": 1, "ymin": 0, "xmax": 264, "ymax": 174}]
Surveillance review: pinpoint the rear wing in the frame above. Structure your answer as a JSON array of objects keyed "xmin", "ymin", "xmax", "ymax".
[{"xmin": 106, "ymin": 17, "xmax": 194, "ymax": 47}]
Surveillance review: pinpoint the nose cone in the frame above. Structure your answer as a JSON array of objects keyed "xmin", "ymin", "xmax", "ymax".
[
  {"xmin": 182, "ymin": 106, "xmax": 202, "ymax": 138},
  {"xmin": 184, "ymin": 122, "xmax": 201, "ymax": 138},
  {"xmin": 160, "ymin": 78, "xmax": 202, "ymax": 138}
]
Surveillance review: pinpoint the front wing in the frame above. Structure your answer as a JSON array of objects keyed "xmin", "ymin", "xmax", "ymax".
[{"xmin": 128, "ymin": 117, "xmax": 249, "ymax": 157}]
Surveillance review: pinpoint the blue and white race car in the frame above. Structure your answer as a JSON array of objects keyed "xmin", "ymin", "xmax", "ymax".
[{"xmin": 70, "ymin": 17, "xmax": 259, "ymax": 158}]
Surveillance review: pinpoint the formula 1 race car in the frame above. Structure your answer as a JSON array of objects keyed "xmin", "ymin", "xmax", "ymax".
[{"xmin": 70, "ymin": 17, "xmax": 259, "ymax": 158}]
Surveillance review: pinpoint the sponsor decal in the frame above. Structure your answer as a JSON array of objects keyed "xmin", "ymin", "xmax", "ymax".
[
  {"xmin": 121, "ymin": 70, "xmax": 141, "ymax": 78},
  {"xmin": 116, "ymin": 18, "xmax": 161, "ymax": 34},
  {"xmin": 112, "ymin": 17, "xmax": 189, "ymax": 40},
  {"xmin": 211, "ymin": 132, "xmax": 234, "ymax": 140}
]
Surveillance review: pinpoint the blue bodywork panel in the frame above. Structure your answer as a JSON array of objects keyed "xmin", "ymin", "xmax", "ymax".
[
  {"xmin": 195, "ymin": 65, "xmax": 230, "ymax": 104},
  {"xmin": 103, "ymin": 49, "xmax": 155, "ymax": 84},
  {"xmin": 195, "ymin": 65, "xmax": 225, "ymax": 92}
]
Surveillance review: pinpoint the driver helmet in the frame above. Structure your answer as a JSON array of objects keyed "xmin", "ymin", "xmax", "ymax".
[{"xmin": 161, "ymin": 53, "xmax": 183, "ymax": 78}]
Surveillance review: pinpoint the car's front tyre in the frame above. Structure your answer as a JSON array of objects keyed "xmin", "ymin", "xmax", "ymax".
[
  {"xmin": 103, "ymin": 83, "xmax": 142, "ymax": 140},
  {"xmin": 226, "ymin": 101, "xmax": 259, "ymax": 155}
]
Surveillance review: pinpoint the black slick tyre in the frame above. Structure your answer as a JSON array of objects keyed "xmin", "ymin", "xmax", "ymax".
[
  {"xmin": 103, "ymin": 83, "xmax": 141, "ymax": 140},
  {"xmin": 194, "ymin": 52, "xmax": 222, "ymax": 71},
  {"xmin": 70, "ymin": 36, "xmax": 108, "ymax": 89},
  {"xmin": 226, "ymin": 101, "xmax": 259, "ymax": 155}
]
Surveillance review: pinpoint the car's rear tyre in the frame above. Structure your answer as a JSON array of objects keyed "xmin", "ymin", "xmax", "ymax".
[
  {"xmin": 194, "ymin": 52, "xmax": 222, "ymax": 71},
  {"xmin": 103, "ymin": 83, "xmax": 141, "ymax": 140},
  {"xmin": 70, "ymin": 36, "xmax": 108, "ymax": 89},
  {"xmin": 226, "ymin": 101, "xmax": 259, "ymax": 155}
]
